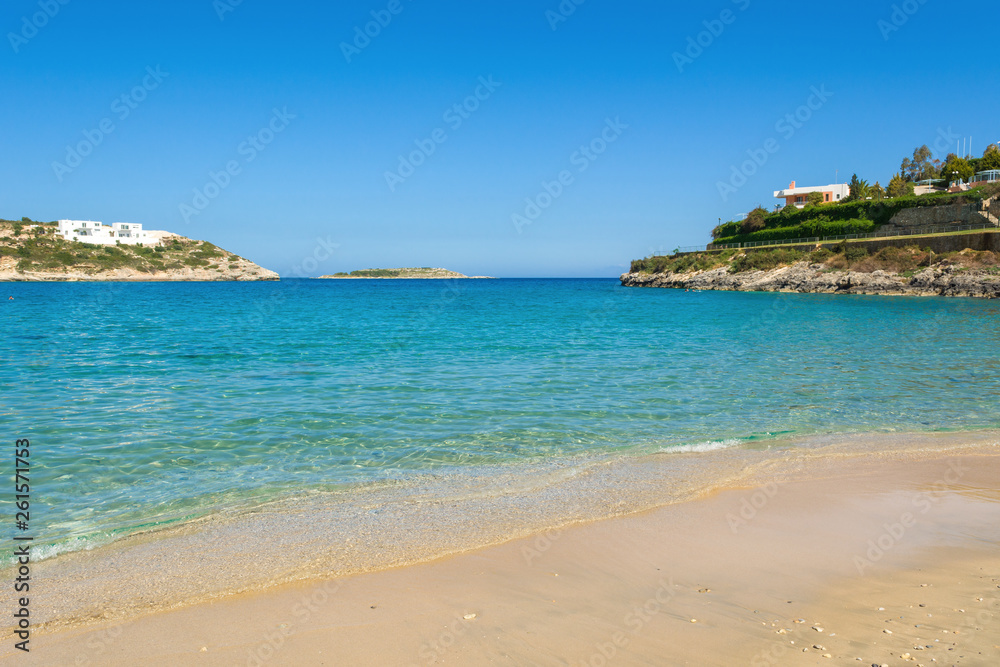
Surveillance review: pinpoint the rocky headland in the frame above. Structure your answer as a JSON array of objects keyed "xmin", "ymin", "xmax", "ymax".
[
  {"xmin": 0, "ymin": 220, "xmax": 278, "ymax": 282},
  {"xmin": 622, "ymin": 246, "xmax": 1000, "ymax": 299}
]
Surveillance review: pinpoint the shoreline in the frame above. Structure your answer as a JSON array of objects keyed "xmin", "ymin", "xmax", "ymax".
[
  {"xmin": 316, "ymin": 276, "xmax": 495, "ymax": 280},
  {"xmin": 622, "ymin": 261, "xmax": 1000, "ymax": 298},
  {"xmin": 3, "ymin": 431, "xmax": 998, "ymax": 655},
  {"xmin": 0, "ymin": 274, "xmax": 279, "ymax": 282},
  {"xmin": 5, "ymin": 443, "xmax": 998, "ymax": 665}
]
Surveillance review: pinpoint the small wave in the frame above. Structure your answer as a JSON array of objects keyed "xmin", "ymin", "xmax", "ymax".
[
  {"xmin": 657, "ymin": 438, "xmax": 743, "ymax": 454},
  {"xmin": 1, "ymin": 536, "xmax": 108, "ymax": 568}
]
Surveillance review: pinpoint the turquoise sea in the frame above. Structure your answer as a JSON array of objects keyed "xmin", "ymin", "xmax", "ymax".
[{"xmin": 4, "ymin": 278, "xmax": 1000, "ymax": 565}]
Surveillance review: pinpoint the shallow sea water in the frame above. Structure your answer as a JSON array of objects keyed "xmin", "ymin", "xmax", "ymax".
[{"xmin": 3, "ymin": 278, "xmax": 1000, "ymax": 564}]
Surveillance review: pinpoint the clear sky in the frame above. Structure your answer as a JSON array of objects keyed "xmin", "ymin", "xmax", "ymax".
[{"xmin": 3, "ymin": 1, "xmax": 998, "ymax": 277}]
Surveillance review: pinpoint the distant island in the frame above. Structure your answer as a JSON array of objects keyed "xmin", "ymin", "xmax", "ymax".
[
  {"xmin": 0, "ymin": 217, "xmax": 278, "ymax": 281},
  {"xmin": 319, "ymin": 268, "xmax": 494, "ymax": 279}
]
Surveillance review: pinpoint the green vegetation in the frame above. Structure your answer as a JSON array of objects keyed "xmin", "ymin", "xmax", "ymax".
[
  {"xmin": 712, "ymin": 143, "xmax": 999, "ymax": 247},
  {"xmin": 0, "ymin": 218, "xmax": 241, "ymax": 275},
  {"xmin": 630, "ymin": 249, "xmax": 737, "ymax": 274},
  {"xmin": 899, "ymin": 143, "xmax": 1000, "ymax": 186},
  {"xmin": 321, "ymin": 267, "xmax": 471, "ymax": 279},
  {"xmin": 631, "ymin": 245, "xmax": 1000, "ymax": 277},
  {"xmin": 711, "ymin": 187, "xmax": 996, "ymax": 246},
  {"xmin": 980, "ymin": 144, "xmax": 1000, "ymax": 171},
  {"xmin": 349, "ymin": 268, "xmax": 406, "ymax": 278},
  {"xmin": 845, "ymin": 173, "xmax": 870, "ymax": 202},
  {"xmin": 887, "ymin": 173, "xmax": 914, "ymax": 198},
  {"xmin": 729, "ymin": 247, "xmax": 819, "ymax": 273},
  {"xmin": 631, "ymin": 247, "xmax": 832, "ymax": 275},
  {"xmin": 941, "ymin": 155, "xmax": 974, "ymax": 185},
  {"xmin": 634, "ymin": 141, "xmax": 1000, "ymax": 279},
  {"xmin": 901, "ymin": 145, "xmax": 940, "ymax": 182}
]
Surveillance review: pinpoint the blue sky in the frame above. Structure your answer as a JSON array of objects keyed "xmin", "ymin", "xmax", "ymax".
[{"xmin": 2, "ymin": 1, "xmax": 998, "ymax": 277}]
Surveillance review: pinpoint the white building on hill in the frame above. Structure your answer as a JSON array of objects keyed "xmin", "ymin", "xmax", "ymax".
[
  {"xmin": 773, "ymin": 181, "xmax": 851, "ymax": 208},
  {"xmin": 57, "ymin": 220, "xmax": 156, "ymax": 246}
]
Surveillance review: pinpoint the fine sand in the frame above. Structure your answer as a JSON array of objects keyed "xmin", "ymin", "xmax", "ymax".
[{"xmin": 5, "ymin": 450, "xmax": 998, "ymax": 666}]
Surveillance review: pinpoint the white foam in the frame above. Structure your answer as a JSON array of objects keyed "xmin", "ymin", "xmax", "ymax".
[
  {"xmin": 1, "ymin": 536, "xmax": 107, "ymax": 567},
  {"xmin": 657, "ymin": 439, "xmax": 743, "ymax": 454}
]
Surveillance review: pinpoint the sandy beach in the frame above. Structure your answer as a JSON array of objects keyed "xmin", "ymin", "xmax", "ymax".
[{"xmin": 6, "ymin": 445, "xmax": 998, "ymax": 666}]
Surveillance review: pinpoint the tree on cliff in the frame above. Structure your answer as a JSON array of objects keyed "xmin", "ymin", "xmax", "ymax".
[
  {"xmin": 740, "ymin": 206, "xmax": 770, "ymax": 234},
  {"xmin": 870, "ymin": 181, "xmax": 886, "ymax": 201},
  {"xmin": 900, "ymin": 145, "xmax": 940, "ymax": 182},
  {"xmin": 940, "ymin": 154, "xmax": 974, "ymax": 185},
  {"xmin": 845, "ymin": 174, "xmax": 870, "ymax": 201},
  {"xmin": 887, "ymin": 173, "xmax": 914, "ymax": 198},
  {"xmin": 981, "ymin": 144, "xmax": 1000, "ymax": 171}
]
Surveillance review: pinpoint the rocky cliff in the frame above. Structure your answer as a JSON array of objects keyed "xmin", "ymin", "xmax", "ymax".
[
  {"xmin": 622, "ymin": 247, "xmax": 1000, "ymax": 299},
  {"xmin": 622, "ymin": 264, "xmax": 1000, "ymax": 298}
]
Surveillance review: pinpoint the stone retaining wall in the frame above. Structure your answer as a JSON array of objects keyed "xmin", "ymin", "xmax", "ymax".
[{"xmin": 880, "ymin": 196, "xmax": 998, "ymax": 233}]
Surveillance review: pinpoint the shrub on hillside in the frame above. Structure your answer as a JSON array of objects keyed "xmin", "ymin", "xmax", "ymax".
[
  {"xmin": 729, "ymin": 248, "xmax": 807, "ymax": 273},
  {"xmin": 740, "ymin": 207, "xmax": 769, "ymax": 234},
  {"xmin": 630, "ymin": 251, "xmax": 734, "ymax": 275},
  {"xmin": 808, "ymin": 248, "xmax": 835, "ymax": 263},
  {"xmin": 844, "ymin": 246, "xmax": 869, "ymax": 262},
  {"xmin": 714, "ymin": 218, "xmax": 876, "ymax": 246}
]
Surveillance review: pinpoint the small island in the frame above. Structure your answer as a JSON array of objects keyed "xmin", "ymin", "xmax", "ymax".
[{"xmin": 319, "ymin": 267, "xmax": 494, "ymax": 279}]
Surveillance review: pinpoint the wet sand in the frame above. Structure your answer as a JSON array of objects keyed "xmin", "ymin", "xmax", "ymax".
[{"xmin": 5, "ymin": 450, "xmax": 998, "ymax": 666}]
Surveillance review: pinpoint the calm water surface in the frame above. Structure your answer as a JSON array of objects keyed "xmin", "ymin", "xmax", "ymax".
[{"xmin": 3, "ymin": 278, "xmax": 999, "ymax": 557}]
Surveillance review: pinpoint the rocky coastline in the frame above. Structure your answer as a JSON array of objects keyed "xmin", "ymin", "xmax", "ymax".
[
  {"xmin": 0, "ymin": 258, "xmax": 279, "ymax": 282},
  {"xmin": 0, "ymin": 224, "xmax": 278, "ymax": 282},
  {"xmin": 621, "ymin": 262, "xmax": 1000, "ymax": 299}
]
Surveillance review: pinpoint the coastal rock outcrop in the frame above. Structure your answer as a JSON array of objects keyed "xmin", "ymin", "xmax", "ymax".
[
  {"xmin": 621, "ymin": 262, "xmax": 1000, "ymax": 299},
  {"xmin": 0, "ymin": 224, "xmax": 278, "ymax": 282}
]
